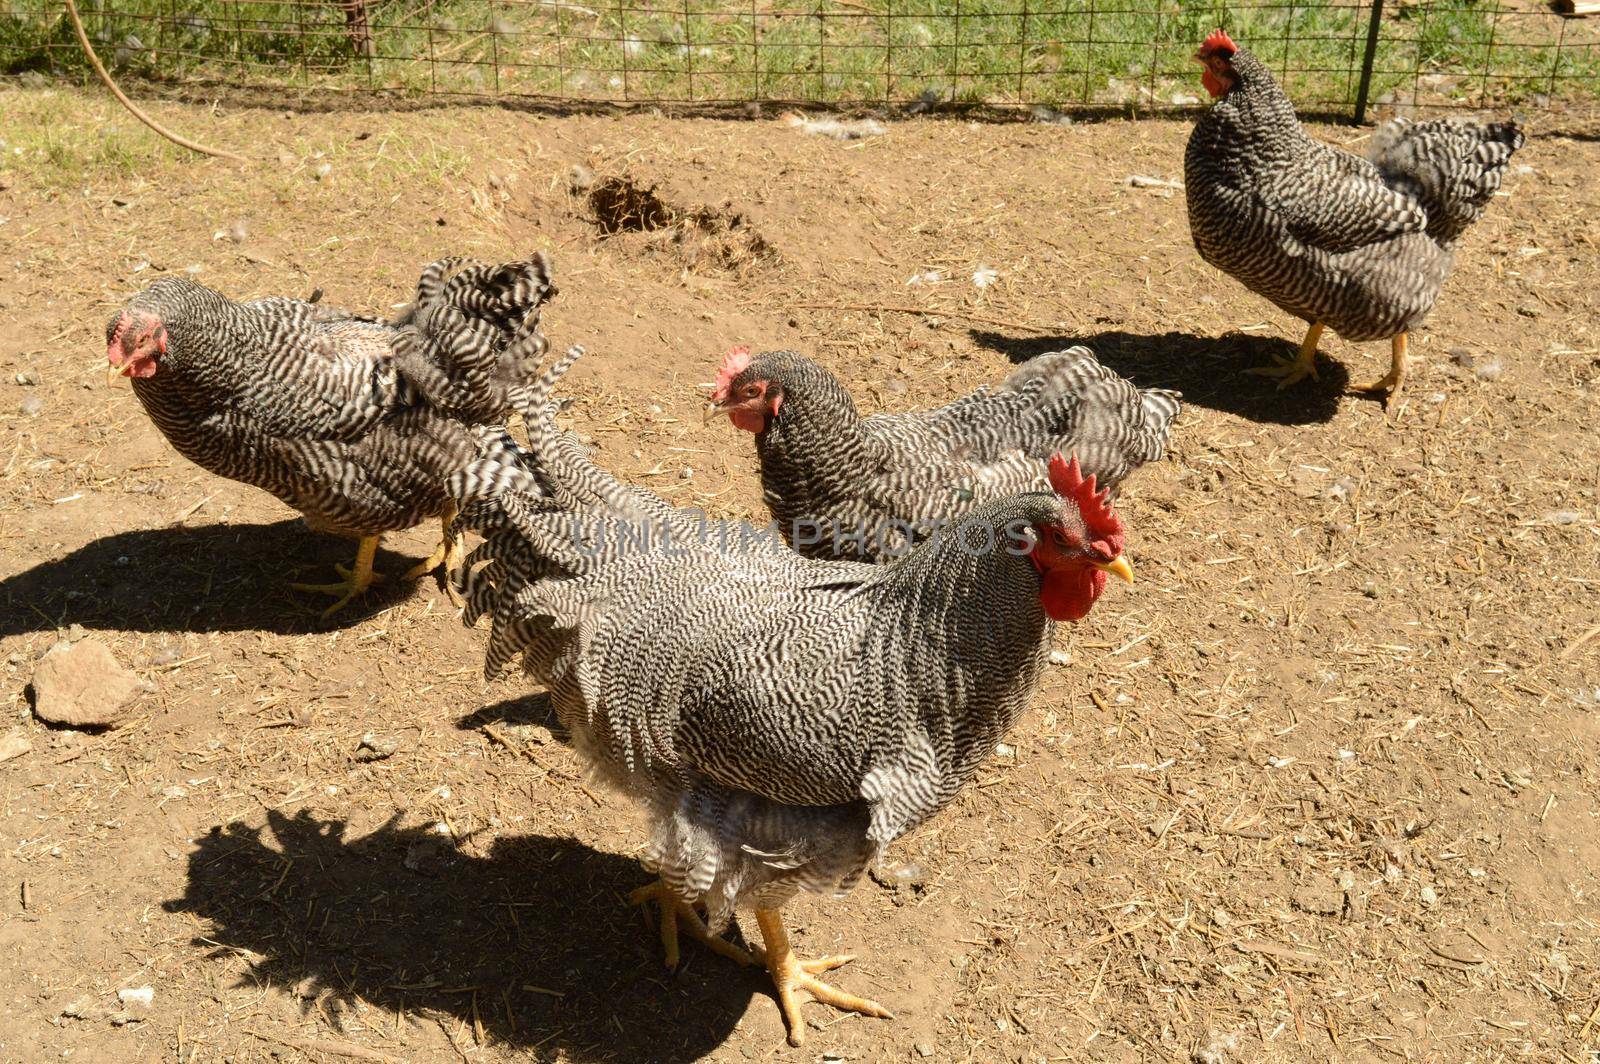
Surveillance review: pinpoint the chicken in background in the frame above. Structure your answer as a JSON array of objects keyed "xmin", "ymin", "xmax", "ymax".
[
  {"xmin": 450, "ymin": 346, "xmax": 1135, "ymax": 1045},
  {"xmin": 106, "ymin": 255, "xmax": 556, "ymax": 615},
  {"xmin": 705, "ymin": 346, "xmax": 1179, "ymax": 561},
  {"xmin": 1184, "ymin": 29, "xmax": 1523, "ymax": 399}
]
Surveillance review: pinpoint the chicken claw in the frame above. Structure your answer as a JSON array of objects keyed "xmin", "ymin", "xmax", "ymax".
[
  {"xmin": 401, "ymin": 504, "xmax": 465, "ymax": 607},
  {"xmin": 1353, "ymin": 332, "xmax": 1408, "ymax": 403},
  {"xmin": 754, "ymin": 907, "xmax": 893, "ymax": 1047},
  {"xmin": 291, "ymin": 535, "xmax": 382, "ymax": 617},
  {"xmin": 1246, "ymin": 321, "xmax": 1322, "ymax": 390},
  {"xmin": 629, "ymin": 880, "xmax": 757, "ymax": 969}
]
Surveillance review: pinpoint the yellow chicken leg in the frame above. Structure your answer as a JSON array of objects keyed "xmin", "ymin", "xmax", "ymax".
[
  {"xmin": 755, "ymin": 906, "xmax": 893, "ymax": 1047},
  {"xmin": 1247, "ymin": 321, "xmax": 1323, "ymax": 389},
  {"xmin": 1354, "ymin": 332, "xmax": 1408, "ymax": 400},
  {"xmin": 291, "ymin": 534, "xmax": 383, "ymax": 617},
  {"xmin": 628, "ymin": 880, "xmax": 758, "ymax": 969},
  {"xmin": 402, "ymin": 502, "xmax": 465, "ymax": 607}
]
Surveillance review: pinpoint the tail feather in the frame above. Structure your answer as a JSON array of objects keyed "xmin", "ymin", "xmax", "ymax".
[
  {"xmin": 1370, "ymin": 117, "xmax": 1524, "ymax": 246},
  {"xmin": 999, "ymin": 346, "xmax": 1182, "ymax": 487},
  {"xmin": 448, "ymin": 340, "xmax": 761, "ymax": 678},
  {"xmin": 394, "ymin": 254, "xmax": 557, "ymax": 421},
  {"xmin": 1136, "ymin": 386, "xmax": 1183, "ymax": 463}
]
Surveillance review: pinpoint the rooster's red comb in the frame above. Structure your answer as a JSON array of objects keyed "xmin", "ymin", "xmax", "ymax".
[
  {"xmin": 713, "ymin": 346, "xmax": 753, "ymax": 403},
  {"xmin": 1048, "ymin": 454, "xmax": 1124, "ymax": 546},
  {"xmin": 1201, "ymin": 28, "xmax": 1237, "ymax": 56}
]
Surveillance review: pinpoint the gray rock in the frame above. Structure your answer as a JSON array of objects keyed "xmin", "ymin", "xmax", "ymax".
[
  {"xmin": 30, "ymin": 639, "xmax": 148, "ymax": 728},
  {"xmin": 870, "ymin": 859, "xmax": 926, "ymax": 892},
  {"xmin": 0, "ymin": 727, "xmax": 31, "ymax": 763},
  {"xmin": 353, "ymin": 732, "xmax": 397, "ymax": 762}
]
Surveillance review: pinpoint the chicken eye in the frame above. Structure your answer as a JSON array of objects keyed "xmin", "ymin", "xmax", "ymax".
[{"xmin": 743, "ymin": 385, "xmax": 761, "ymax": 399}]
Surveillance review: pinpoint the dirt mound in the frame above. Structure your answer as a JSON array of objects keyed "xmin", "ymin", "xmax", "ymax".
[{"xmin": 583, "ymin": 173, "xmax": 776, "ymax": 274}]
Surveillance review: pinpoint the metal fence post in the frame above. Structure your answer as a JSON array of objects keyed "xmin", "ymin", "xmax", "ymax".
[{"xmin": 1353, "ymin": 0, "xmax": 1384, "ymax": 124}]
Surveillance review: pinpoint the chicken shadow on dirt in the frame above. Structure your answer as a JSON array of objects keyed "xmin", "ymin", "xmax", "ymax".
[
  {"xmin": 165, "ymin": 809, "xmax": 758, "ymax": 1063},
  {"xmin": 459, "ymin": 692, "xmax": 561, "ymax": 733},
  {"xmin": 971, "ymin": 329, "xmax": 1351, "ymax": 426},
  {"xmin": 0, "ymin": 519, "xmax": 444, "ymax": 638}
]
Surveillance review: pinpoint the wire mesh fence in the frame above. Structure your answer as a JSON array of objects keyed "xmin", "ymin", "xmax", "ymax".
[{"xmin": 5, "ymin": 0, "xmax": 1599, "ymax": 120}]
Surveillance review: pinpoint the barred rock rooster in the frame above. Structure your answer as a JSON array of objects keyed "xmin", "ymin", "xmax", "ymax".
[
  {"xmin": 451, "ymin": 347, "xmax": 1134, "ymax": 1045},
  {"xmin": 705, "ymin": 346, "xmax": 1179, "ymax": 561},
  {"xmin": 1185, "ymin": 29, "xmax": 1523, "ymax": 399},
  {"xmin": 106, "ymin": 256, "xmax": 555, "ymax": 615}
]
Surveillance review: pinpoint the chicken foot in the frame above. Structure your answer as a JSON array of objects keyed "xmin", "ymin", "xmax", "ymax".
[
  {"xmin": 1354, "ymin": 332, "xmax": 1407, "ymax": 401},
  {"xmin": 628, "ymin": 880, "xmax": 758, "ymax": 969},
  {"xmin": 291, "ymin": 534, "xmax": 382, "ymax": 617},
  {"xmin": 754, "ymin": 906, "xmax": 893, "ymax": 1047},
  {"xmin": 401, "ymin": 502, "xmax": 465, "ymax": 607},
  {"xmin": 1247, "ymin": 321, "xmax": 1323, "ymax": 389}
]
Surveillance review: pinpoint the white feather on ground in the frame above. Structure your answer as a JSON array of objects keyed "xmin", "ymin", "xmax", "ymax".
[{"xmin": 780, "ymin": 112, "xmax": 886, "ymax": 140}]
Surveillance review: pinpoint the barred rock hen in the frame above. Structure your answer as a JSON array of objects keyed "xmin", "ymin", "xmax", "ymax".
[
  {"xmin": 705, "ymin": 346, "xmax": 1179, "ymax": 561},
  {"xmin": 106, "ymin": 256, "xmax": 555, "ymax": 614},
  {"xmin": 451, "ymin": 347, "xmax": 1134, "ymax": 1045},
  {"xmin": 1185, "ymin": 29, "xmax": 1523, "ymax": 398}
]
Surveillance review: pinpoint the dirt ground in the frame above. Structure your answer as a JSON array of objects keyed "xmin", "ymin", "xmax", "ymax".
[{"xmin": 1, "ymin": 85, "xmax": 1598, "ymax": 1064}]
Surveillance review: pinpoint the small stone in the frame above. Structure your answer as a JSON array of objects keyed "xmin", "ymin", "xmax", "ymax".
[
  {"xmin": 117, "ymin": 987, "xmax": 153, "ymax": 1008},
  {"xmin": 58, "ymin": 995, "xmax": 101, "ymax": 1021},
  {"xmin": 14, "ymin": 371, "xmax": 38, "ymax": 386},
  {"xmin": 1193, "ymin": 1032, "xmax": 1239, "ymax": 1064},
  {"xmin": 514, "ymin": 723, "xmax": 555, "ymax": 746},
  {"xmin": 314, "ymin": 162, "xmax": 332, "ymax": 181},
  {"xmin": 29, "ymin": 639, "xmax": 148, "ymax": 728},
  {"xmin": 19, "ymin": 395, "xmax": 43, "ymax": 417},
  {"xmin": 0, "ymin": 727, "xmax": 30, "ymax": 763},
  {"xmin": 1047, "ymin": 649, "xmax": 1071, "ymax": 666},
  {"xmin": 915, "ymin": 1043, "xmax": 935, "ymax": 1058},
  {"xmin": 354, "ymin": 732, "xmax": 397, "ymax": 762},
  {"xmin": 1516, "ymin": 303, "xmax": 1542, "ymax": 319},
  {"xmin": 994, "ymin": 742, "xmax": 1016, "ymax": 758},
  {"xmin": 869, "ymin": 859, "xmax": 926, "ymax": 891},
  {"xmin": 1419, "ymin": 885, "xmax": 1439, "ymax": 906},
  {"xmin": 570, "ymin": 163, "xmax": 595, "ymax": 191},
  {"xmin": 679, "ymin": 467, "xmax": 693, "ymax": 480},
  {"xmin": 1361, "ymin": 582, "xmax": 1380, "ymax": 599}
]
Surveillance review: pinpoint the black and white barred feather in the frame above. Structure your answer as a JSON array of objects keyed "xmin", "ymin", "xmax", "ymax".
[
  {"xmin": 728, "ymin": 348, "xmax": 1178, "ymax": 561},
  {"xmin": 1184, "ymin": 43, "xmax": 1522, "ymax": 342},
  {"xmin": 109, "ymin": 255, "xmax": 555, "ymax": 539},
  {"xmin": 450, "ymin": 346, "xmax": 1079, "ymax": 931}
]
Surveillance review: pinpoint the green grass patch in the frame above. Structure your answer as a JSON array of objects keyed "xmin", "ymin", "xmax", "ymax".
[{"xmin": 4, "ymin": 0, "xmax": 1597, "ymax": 111}]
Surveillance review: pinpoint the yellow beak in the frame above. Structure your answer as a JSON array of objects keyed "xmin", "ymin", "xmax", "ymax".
[
  {"xmin": 702, "ymin": 402, "xmax": 730, "ymax": 425},
  {"xmin": 1093, "ymin": 555, "xmax": 1134, "ymax": 585}
]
